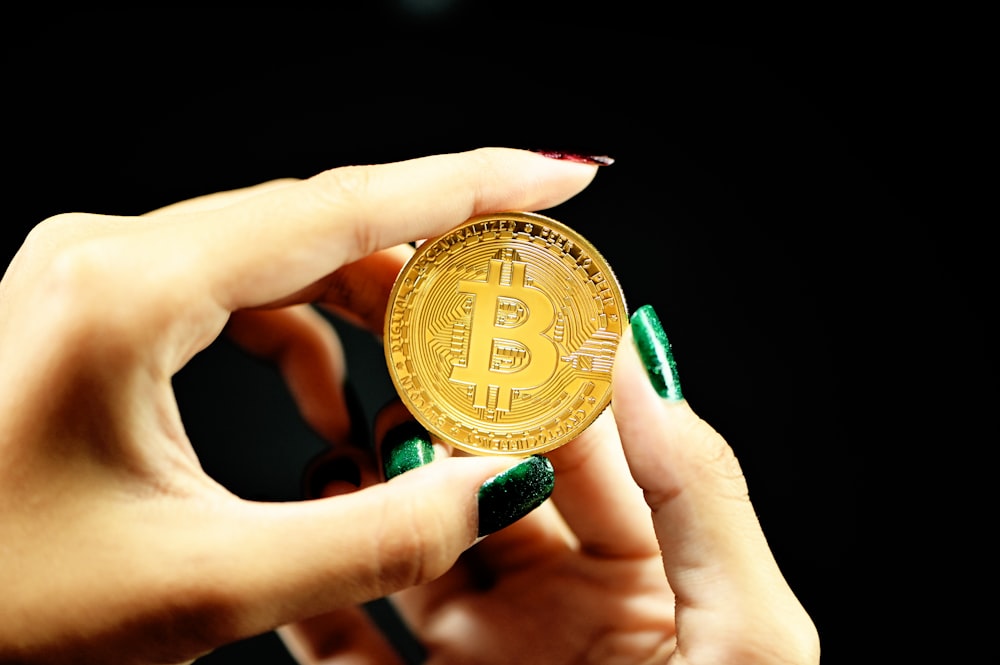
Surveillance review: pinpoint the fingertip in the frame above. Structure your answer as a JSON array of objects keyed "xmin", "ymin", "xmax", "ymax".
[
  {"xmin": 460, "ymin": 147, "xmax": 603, "ymax": 212},
  {"xmin": 476, "ymin": 455, "xmax": 555, "ymax": 538},
  {"xmin": 380, "ymin": 420, "xmax": 436, "ymax": 481},
  {"xmin": 627, "ymin": 304, "xmax": 684, "ymax": 402},
  {"xmin": 373, "ymin": 399, "xmax": 455, "ymax": 482}
]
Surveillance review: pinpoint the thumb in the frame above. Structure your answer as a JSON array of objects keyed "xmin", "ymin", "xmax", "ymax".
[
  {"xmin": 612, "ymin": 304, "xmax": 819, "ymax": 663},
  {"xmin": 180, "ymin": 453, "xmax": 554, "ymax": 649}
]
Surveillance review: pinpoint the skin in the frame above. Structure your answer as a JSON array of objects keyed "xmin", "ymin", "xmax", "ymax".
[
  {"xmin": 281, "ymin": 273, "xmax": 821, "ymax": 665},
  {"xmin": 0, "ymin": 148, "xmax": 819, "ymax": 664}
]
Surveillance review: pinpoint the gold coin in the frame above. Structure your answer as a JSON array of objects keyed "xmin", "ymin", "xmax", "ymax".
[{"xmin": 384, "ymin": 211, "xmax": 627, "ymax": 456}]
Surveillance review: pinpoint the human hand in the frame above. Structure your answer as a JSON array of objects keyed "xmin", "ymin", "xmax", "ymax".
[
  {"xmin": 0, "ymin": 148, "xmax": 601, "ymax": 664},
  {"xmin": 279, "ymin": 305, "xmax": 820, "ymax": 664}
]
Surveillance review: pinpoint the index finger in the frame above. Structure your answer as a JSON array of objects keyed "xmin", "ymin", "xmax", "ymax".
[{"xmin": 165, "ymin": 147, "xmax": 601, "ymax": 311}]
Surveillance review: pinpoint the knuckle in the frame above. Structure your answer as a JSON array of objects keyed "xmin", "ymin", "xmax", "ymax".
[
  {"xmin": 464, "ymin": 148, "xmax": 501, "ymax": 210},
  {"xmin": 705, "ymin": 438, "xmax": 749, "ymax": 495},
  {"xmin": 680, "ymin": 416, "xmax": 751, "ymax": 501},
  {"xmin": 17, "ymin": 213, "xmax": 96, "ymax": 261},
  {"xmin": 641, "ymin": 417, "xmax": 751, "ymax": 510},
  {"xmin": 309, "ymin": 165, "xmax": 372, "ymax": 212},
  {"xmin": 22, "ymin": 213, "xmax": 134, "ymax": 299},
  {"xmin": 8, "ymin": 213, "xmax": 205, "ymax": 368},
  {"xmin": 371, "ymin": 497, "xmax": 455, "ymax": 592},
  {"xmin": 307, "ymin": 165, "xmax": 382, "ymax": 258},
  {"xmin": 43, "ymin": 238, "xmax": 126, "ymax": 309},
  {"xmin": 35, "ymin": 235, "xmax": 165, "ymax": 352}
]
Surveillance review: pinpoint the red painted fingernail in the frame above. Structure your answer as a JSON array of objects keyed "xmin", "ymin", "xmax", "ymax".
[{"xmin": 532, "ymin": 150, "xmax": 615, "ymax": 166}]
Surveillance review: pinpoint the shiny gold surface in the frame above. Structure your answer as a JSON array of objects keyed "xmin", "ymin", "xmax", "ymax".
[{"xmin": 384, "ymin": 211, "xmax": 627, "ymax": 456}]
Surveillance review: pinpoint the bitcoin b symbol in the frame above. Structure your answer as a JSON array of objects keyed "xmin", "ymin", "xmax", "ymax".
[{"xmin": 450, "ymin": 252, "xmax": 558, "ymax": 414}]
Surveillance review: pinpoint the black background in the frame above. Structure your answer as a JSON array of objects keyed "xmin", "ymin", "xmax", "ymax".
[{"xmin": 3, "ymin": 4, "xmax": 992, "ymax": 664}]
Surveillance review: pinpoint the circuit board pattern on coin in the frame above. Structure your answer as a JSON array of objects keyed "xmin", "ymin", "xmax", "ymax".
[{"xmin": 384, "ymin": 211, "xmax": 627, "ymax": 456}]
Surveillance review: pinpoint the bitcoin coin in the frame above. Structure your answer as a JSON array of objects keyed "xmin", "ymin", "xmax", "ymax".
[{"xmin": 384, "ymin": 211, "xmax": 627, "ymax": 456}]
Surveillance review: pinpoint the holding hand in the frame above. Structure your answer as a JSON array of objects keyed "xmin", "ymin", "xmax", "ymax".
[
  {"xmin": 0, "ymin": 149, "xmax": 599, "ymax": 664},
  {"xmin": 279, "ymin": 312, "xmax": 821, "ymax": 663},
  {"xmin": 0, "ymin": 147, "xmax": 818, "ymax": 664}
]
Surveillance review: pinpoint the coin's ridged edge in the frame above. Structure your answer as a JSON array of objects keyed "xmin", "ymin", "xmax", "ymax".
[{"xmin": 383, "ymin": 210, "xmax": 627, "ymax": 456}]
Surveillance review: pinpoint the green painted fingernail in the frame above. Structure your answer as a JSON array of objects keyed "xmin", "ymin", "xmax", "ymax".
[
  {"xmin": 381, "ymin": 421, "xmax": 434, "ymax": 480},
  {"xmin": 630, "ymin": 304, "xmax": 683, "ymax": 401},
  {"xmin": 477, "ymin": 456, "xmax": 554, "ymax": 537}
]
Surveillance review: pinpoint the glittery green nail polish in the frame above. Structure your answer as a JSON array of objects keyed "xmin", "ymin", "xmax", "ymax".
[
  {"xmin": 382, "ymin": 421, "xmax": 434, "ymax": 480},
  {"xmin": 477, "ymin": 455, "xmax": 554, "ymax": 537},
  {"xmin": 631, "ymin": 304, "xmax": 683, "ymax": 401}
]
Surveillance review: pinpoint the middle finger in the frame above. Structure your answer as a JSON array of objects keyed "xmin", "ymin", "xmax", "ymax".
[{"xmin": 312, "ymin": 243, "xmax": 414, "ymax": 333}]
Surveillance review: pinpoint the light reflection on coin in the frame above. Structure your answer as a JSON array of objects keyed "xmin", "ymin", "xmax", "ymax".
[{"xmin": 384, "ymin": 211, "xmax": 627, "ymax": 456}]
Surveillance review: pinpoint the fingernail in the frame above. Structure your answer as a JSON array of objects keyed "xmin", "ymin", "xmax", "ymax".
[
  {"xmin": 477, "ymin": 455, "xmax": 554, "ymax": 537},
  {"xmin": 532, "ymin": 150, "xmax": 615, "ymax": 166},
  {"xmin": 303, "ymin": 454, "xmax": 361, "ymax": 499},
  {"xmin": 630, "ymin": 304, "xmax": 683, "ymax": 401},
  {"xmin": 381, "ymin": 421, "xmax": 435, "ymax": 480}
]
